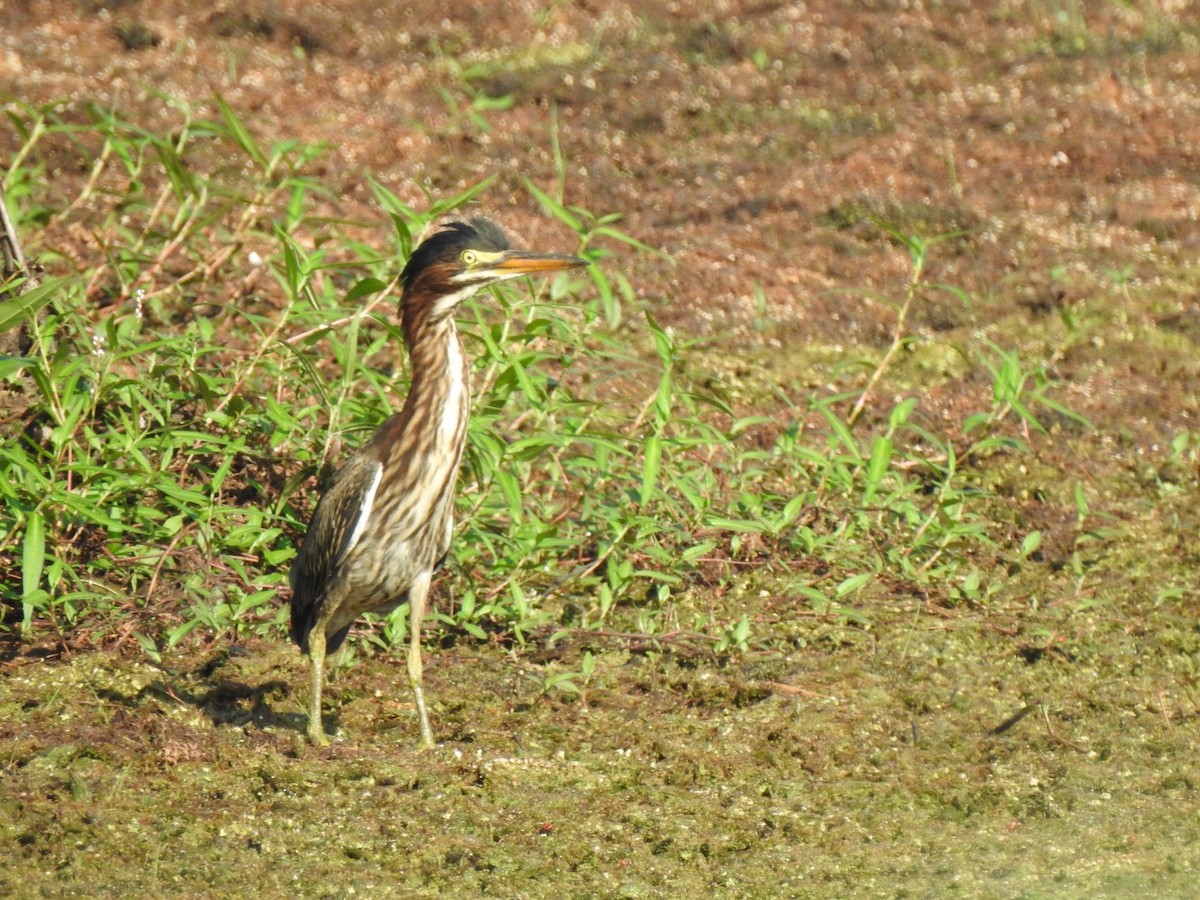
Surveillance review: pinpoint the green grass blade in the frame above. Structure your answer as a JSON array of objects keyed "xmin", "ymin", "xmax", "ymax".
[
  {"xmin": 215, "ymin": 93, "xmax": 267, "ymax": 169},
  {"xmin": 640, "ymin": 434, "xmax": 662, "ymax": 507},
  {"xmin": 0, "ymin": 276, "xmax": 71, "ymax": 332},
  {"xmin": 21, "ymin": 509, "xmax": 46, "ymax": 634},
  {"xmin": 862, "ymin": 436, "xmax": 893, "ymax": 504}
]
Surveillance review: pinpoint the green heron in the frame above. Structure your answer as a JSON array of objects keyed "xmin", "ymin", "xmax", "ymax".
[{"xmin": 289, "ymin": 218, "xmax": 587, "ymax": 747}]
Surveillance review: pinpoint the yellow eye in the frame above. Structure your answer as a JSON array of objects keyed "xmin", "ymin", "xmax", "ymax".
[{"xmin": 460, "ymin": 249, "xmax": 478, "ymax": 266}]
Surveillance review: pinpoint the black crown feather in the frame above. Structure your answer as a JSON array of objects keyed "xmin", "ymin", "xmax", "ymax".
[{"xmin": 401, "ymin": 217, "xmax": 511, "ymax": 285}]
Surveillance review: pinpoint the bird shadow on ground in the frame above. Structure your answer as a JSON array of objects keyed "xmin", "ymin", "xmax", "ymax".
[
  {"xmin": 90, "ymin": 675, "xmax": 302, "ymax": 736},
  {"xmin": 97, "ymin": 644, "xmax": 314, "ymax": 739}
]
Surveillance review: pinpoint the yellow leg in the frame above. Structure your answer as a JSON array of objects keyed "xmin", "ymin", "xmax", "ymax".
[
  {"xmin": 306, "ymin": 625, "xmax": 329, "ymax": 746},
  {"xmin": 407, "ymin": 570, "xmax": 435, "ymax": 749}
]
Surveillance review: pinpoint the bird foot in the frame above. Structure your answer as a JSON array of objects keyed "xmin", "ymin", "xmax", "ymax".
[{"xmin": 307, "ymin": 720, "xmax": 331, "ymax": 746}]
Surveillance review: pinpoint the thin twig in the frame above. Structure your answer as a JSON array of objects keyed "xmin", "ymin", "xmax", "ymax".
[
  {"xmin": 283, "ymin": 281, "xmax": 397, "ymax": 346},
  {"xmin": 0, "ymin": 183, "xmax": 29, "ymax": 279},
  {"xmin": 846, "ymin": 242, "xmax": 926, "ymax": 428}
]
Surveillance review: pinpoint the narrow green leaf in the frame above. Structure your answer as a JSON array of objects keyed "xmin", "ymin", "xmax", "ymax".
[
  {"xmin": 1008, "ymin": 395, "xmax": 1047, "ymax": 434},
  {"xmin": 640, "ymin": 433, "xmax": 662, "ymax": 507},
  {"xmin": 215, "ymin": 93, "xmax": 267, "ymax": 169},
  {"xmin": 345, "ymin": 277, "xmax": 387, "ymax": 304},
  {"xmin": 592, "ymin": 224, "xmax": 661, "ymax": 256},
  {"xmin": 774, "ymin": 494, "xmax": 809, "ymax": 531},
  {"xmin": 834, "ymin": 605, "xmax": 872, "ymax": 626},
  {"xmin": 286, "ymin": 181, "xmax": 308, "ymax": 229},
  {"xmin": 22, "ymin": 510, "xmax": 45, "ymax": 596},
  {"xmin": 282, "ymin": 239, "xmax": 300, "ymax": 296},
  {"xmin": 0, "ymin": 355, "xmax": 35, "ymax": 379},
  {"xmin": 644, "ymin": 312, "xmax": 674, "ymax": 362},
  {"xmin": 935, "ymin": 282, "xmax": 973, "ymax": 306},
  {"xmin": 680, "ymin": 540, "xmax": 719, "ymax": 562},
  {"xmin": 962, "ymin": 411, "xmax": 991, "ymax": 435},
  {"xmin": 22, "ymin": 510, "xmax": 46, "ymax": 634},
  {"xmin": 1073, "ymin": 483, "xmax": 1089, "ymax": 521},
  {"xmin": 1034, "ymin": 393, "xmax": 1093, "ymax": 429},
  {"xmin": 731, "ymin": 416, "xmax": 777, "ymax": 435},
  {"xmin": 1020, "ymin": 530, "xmax": 1043, "ymax": 559},
  {"xmin": 705, "ymin": 516, "xmax": 767, "ymax": 534},
  {"xmin": 862, "ymin": 436, "xmax": 893, "ymax": 504},
  {"xmin": 835, "ymin": 572, "xmax": 871, "ymax": 597},
  {"xmin": 817, "ymin": 403, "xmax": 860, "ymax": 458},
  {"xmin": 390, "ymin": 213, "xmax": 413, "ymax": 259},
  {"xmin": 523, "ymin": 180, "xmax": 584, "ymax": 232},
  {"xmin": 428, "ymin": 174, "xmax": 496, "ymax": 218},
  {"xmin": 0, "ymin": 276, "xmax": 70, "ymax": 332},
  {"xmin": 588, "ymin": 264, "xmax": 619, "ymax": 328},
  {"xmin": 731, "ymin": 614, "xmax": 751, "ymax": 646},
  {"xmin": 495, "ymin": 469, "xmax": 523, "ymax": 520},
  {"xmin": 152, "ymin": 140, "xmax": 196, "ymax": 199},
  {"xmin": 21, "ymin": 590, "xmax": 50, "ymax": 634},
  {"xmin": 133, "ymin": 632, "xmax": 162, "ymax": 663},
  {"xmin": 888, "ymin": 397, "xmax": 917, "ymax": 430},
  {"xmin": 791, "ymin": 584, "xmax": 832, "ymax": 612}
]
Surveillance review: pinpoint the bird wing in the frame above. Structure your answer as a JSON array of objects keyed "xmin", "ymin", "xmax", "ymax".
[{"xmin": 289, "ymin": 452, "xmax": 383, "ymax": 648}]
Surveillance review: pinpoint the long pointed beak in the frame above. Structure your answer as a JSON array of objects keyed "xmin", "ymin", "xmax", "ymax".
[{"xmin": 495, "ymin": 250, "xmax": 589, "ymax": 274}]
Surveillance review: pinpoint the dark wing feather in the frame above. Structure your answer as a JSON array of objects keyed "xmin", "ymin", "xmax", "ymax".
[{"xmin": 289, "ymin": 453, "xmax": 383, "ymax": 650}]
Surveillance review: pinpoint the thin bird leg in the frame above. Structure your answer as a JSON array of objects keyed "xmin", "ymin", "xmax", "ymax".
[
  {"xmin": 306, "ymin": 623, "xmax": 330, "ymax": 746},
  {"xmin": 407, "ymin": 569, "xmax": 435, "ymax": 748}
]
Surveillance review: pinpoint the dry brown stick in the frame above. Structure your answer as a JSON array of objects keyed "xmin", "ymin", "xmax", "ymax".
[
  {"xmin": 0, "ymin": 182, "xmax": 30, "ymax": 280},
  {"xmin": 0, "ymin": 181, "xmax": 42, "ymax": 359}
]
